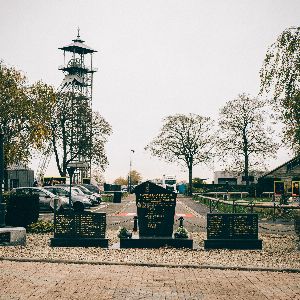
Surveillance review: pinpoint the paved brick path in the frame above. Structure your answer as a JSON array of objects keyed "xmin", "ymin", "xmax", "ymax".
[{"xmin": 1, "ymin": 261, "xmax": 299, "ymax": 300}]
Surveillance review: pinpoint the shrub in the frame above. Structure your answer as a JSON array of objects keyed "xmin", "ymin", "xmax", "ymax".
[
  {"xmin": 101, "ymin": 194, "xmax": 114, "ymax": 202},
  {"xmin": 117, "ymin": 226, "xmax": 132, "ymax": 238},
  {"xmin": 174, "ymin": 226, "xmax": 189, "ymax": 238},
  {"xmin": 5, "ymin": 194, "xmax": 39, "ymax": 227},
  {"xmin": 27, "ymin": 220, "xmax": 54, "ymax": 233}
]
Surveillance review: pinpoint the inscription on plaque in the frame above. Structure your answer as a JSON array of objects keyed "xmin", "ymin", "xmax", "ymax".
[
  {"xmin": 0, "ymin": 232, "xmax": 10, "ymax": 244},
  {"xmin": 207, "ymin": 213, "xmax": 258, "ymax": 240},
  {"xmin": 54, "ymin": 211, "xmax": 106, "ymax": 239}
]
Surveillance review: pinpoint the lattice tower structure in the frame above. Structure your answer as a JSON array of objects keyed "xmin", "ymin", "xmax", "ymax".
[
  {"xmin": 36, "ymin": 143, "xmax": 52, "ymax": 184},
  {"xmin": 58, "ymin": 31, "xmax": 97, "ymax": 181}
]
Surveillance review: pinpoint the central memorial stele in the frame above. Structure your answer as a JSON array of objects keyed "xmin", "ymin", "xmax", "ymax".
[{"xmin": 119, "ymin": 181, "xmax": 193, "ymax": 249}]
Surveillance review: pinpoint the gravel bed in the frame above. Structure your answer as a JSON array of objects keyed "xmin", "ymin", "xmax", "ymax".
[{"xmin": 0, "ymin": 231, "xmax": 299, "ymax": 270}]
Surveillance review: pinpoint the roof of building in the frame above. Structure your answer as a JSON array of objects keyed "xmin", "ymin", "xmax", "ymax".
[{"xmin": 260, "ymin": 155, "xmax": 300, "ymax": 178}]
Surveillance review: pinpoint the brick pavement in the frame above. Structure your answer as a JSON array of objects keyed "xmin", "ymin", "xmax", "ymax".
[{"xmin": 1, "ymin": 260, "xmax": 299, "ymax": 300}]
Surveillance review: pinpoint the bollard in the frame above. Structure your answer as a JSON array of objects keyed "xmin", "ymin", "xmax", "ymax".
[
  {"xmin": 209, "ymin": 199, "xmax": 212, "ymax": 213},
  {"xmin": 232, "ymin": 199, "xmax": 235, "ymax": 213},
  {"xmin": 178, "ymin": 216, "xmax": 184, "ymax": 227},
  {"xmin": 53, "ymin": 198, "xmax": 58, "ymax": 232},
  {"xmin": 273, "ymin": 202, "xmax": 276, "ymax": 222},
  {"xmin": 133, "ymin": 216, "xmax": 138, "ymax": 232}
]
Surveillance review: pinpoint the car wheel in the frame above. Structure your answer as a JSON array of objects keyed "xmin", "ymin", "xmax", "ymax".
[{"xmin": 73, "ymin": 201, "xmax": 84, "ymax": 212}]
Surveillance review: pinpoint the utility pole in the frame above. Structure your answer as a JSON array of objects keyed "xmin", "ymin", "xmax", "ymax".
[
  {"xmin": 129, "ymin": 149, "xmax": 134, "ymax": 193},
  {"xmin": 0, "ymin": 133, "xmax": 5, "ymax": 227}
]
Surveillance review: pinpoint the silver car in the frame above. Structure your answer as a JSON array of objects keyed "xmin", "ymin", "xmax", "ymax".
[
  {"xmin": 44, "ymin": 186, "xmax": 92, "ymax": 211},
  {"xmin": 73, "ymin": 185, "xmax": 101, "ymax": 206},
  {"xmin": 11, "ymin": 187, "xmax": 69, "ymax": 211}
]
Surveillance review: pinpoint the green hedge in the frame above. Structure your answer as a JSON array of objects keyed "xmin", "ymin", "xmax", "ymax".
[{"xmin": 5, "ymin": 194, "xmax": 39, "ymax": 227}]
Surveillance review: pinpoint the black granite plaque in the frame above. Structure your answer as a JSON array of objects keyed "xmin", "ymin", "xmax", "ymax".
[
  {"xmin": 207, "ymin": 213, "xmax": 258, "ymax": 240},
  {"xmin": 205, "ymin": 213, "xmax": 261, "ymax": 249},
  {"xmin": 135, "ymin": 182, "xmax": 177, "ymax": 237},
  {"xmin": 54, "ymin": 211, "xmax": 106, "ymax": 239}
]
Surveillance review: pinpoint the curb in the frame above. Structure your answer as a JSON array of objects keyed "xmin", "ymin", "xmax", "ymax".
[{"xmin": 1, "ymin": 256, "xmax": 300, "ymax": 273}]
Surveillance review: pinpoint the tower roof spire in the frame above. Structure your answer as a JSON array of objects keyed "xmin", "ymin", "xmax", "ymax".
[
  {"xmin": 59, "ymin": 29, "xmax": 97, "ymax": 54},
  {"xmin": 72, "ymin": 27, "xmax": 84, "ymax": 43}
]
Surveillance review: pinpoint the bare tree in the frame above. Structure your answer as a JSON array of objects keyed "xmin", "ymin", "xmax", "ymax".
[
  {"xmin": 260, "ymin": 26, "xmax": 300, "ymax": 101},
  {"xmin": 260, "ymin": 26, "xmax": 300, "ymax": 153},
  {"xmin": 217, "ymin": 94, "xmax": 279, "ymax": 185},
  {"xmin": 51, "ymin": 91, "xmax": 112, "ymax": 176},
  {"xmin": 145, "ymin": 114, "xmax": 215, "ymax": 195}
]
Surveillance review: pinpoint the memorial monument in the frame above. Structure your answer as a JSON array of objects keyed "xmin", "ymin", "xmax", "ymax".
[
  {"xmin": 120, "ymin": 181, "xmax": 193, "ymax": 249},
  {"xmin": 204, "ymin": 213, "xmax": 262, "ymax": 249}
]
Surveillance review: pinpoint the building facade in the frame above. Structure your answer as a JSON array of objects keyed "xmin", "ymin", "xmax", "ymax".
[{"xmin": 213, "ymin": 170, "xmax": 264, "ymax": 185}]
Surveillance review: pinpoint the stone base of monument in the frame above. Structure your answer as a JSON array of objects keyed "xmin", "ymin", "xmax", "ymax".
[
  {"xmin": 204, "ymin": 239, "xmax": 262, "ymax": 250},
  {"xmin": 120, "ymin": 235, "xmax": 193, "ymax": 249},
  {"xmin": 50, "ymin": 238, "xmax": 109, "ymax": 247},
  {"xmin": 0, "ymin": 227, "xmax": 26, "ymax": 246}
]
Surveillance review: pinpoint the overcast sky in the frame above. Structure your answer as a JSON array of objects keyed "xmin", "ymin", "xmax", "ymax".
[{"xmin": 1, "ymin": 1, "xmax": 299, "ymax": 183}]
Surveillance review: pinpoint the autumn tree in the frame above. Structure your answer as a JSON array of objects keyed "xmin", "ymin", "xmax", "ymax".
[
  {"xmin": 114, "ymin": 177, "xmax": 127, "ymax": 185},
  {"xmin": 145, "ymin": 114, "xmax": 215, "ymax": 195},
  {"xmin": 0, "ymin": 62, "xmax": 55, "ymax": 188},
  {"xmin": 128, "ymin": 170, "xmax": 142, "ymax": 185},
  {"xmin": 50, "ymin": 91, "xmax": 112, "ymax": 177},
  {"xmin": 260, "ymin": 26, "xmax": 300, "ymax": 153},
  {"xmin": 217, "ymin": 94, "xmax": 279, "ymax": 185}
]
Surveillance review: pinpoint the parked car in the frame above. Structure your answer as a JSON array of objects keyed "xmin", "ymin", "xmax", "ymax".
[
  {"xmin": 74, "ymin": 185, "xmax": 102, "ymax": 205},
  {"xmin": 11, "ymin": 187, "xmax": 69, "ymax": 211},
  {"xmin": 44, "ymin": 186, "xmax": 92, "ymax": 211},
  {"xmin": 54, "ymin": 184, "xmax": 100, "ymax": 206},
  {"xmin": 70, "ymin": 186, "xmax": 98, "ymax": 206},
  {"xmin": 82, "ymin": 184, "xmax": 100, "ymax": 194}
]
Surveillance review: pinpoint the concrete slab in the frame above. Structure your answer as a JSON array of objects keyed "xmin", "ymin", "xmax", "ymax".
[{"xmin": 0, "ymin": 227, "xmax": 26, "ymax": 246}]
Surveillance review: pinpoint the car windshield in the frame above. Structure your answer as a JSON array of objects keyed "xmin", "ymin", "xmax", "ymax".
[
  {"xmin": 71, "ymin": 187, "xmax": 84, "ymax": 195},
  {"xmin": 76, "ymin": 185, "xmax": 93, "ymax": 195},
  {"xmin": 16, "ymin": 188, "xmax": 56, "ymax": 197},
  {"xmin": 83, "ymin": 184, "xmax": 99, "ymax": 193},
  {"xmin": 53, "ymin": 188, "xmax": 69, "ymax": 196}
]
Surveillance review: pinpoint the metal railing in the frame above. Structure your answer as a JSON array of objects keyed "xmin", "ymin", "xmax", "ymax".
[{"xmin": 194, "ymin": 194, "xmax": 300, "ymax": 222}]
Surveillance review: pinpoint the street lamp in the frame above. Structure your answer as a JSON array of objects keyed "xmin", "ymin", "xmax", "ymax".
[{"xmin": 129, "ymin": 149, "xmax": 135, "ymax": 193}]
